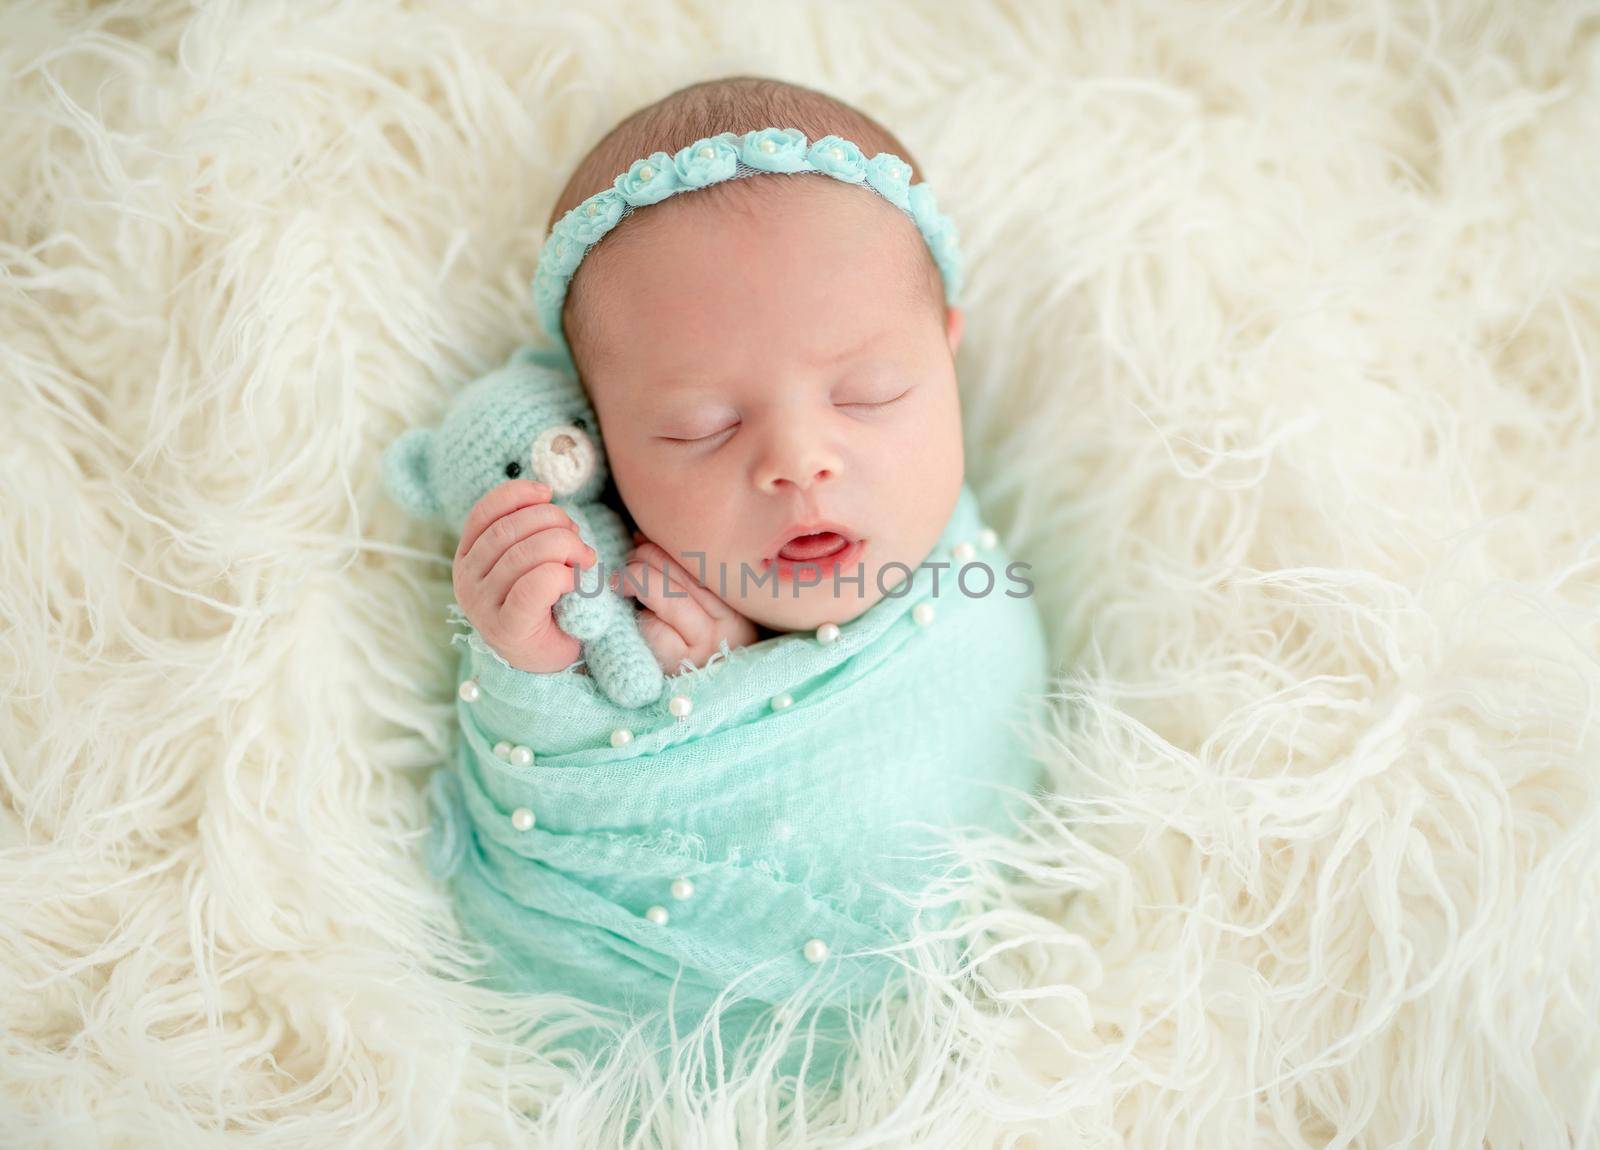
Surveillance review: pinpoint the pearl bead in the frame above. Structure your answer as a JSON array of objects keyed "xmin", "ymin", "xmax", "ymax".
[
  {"xmin": 493, "ymin": 740, "xmax": 512, "ymax": 759},
  {"xmin": 953, "ymin": 540, "xmax": 976, "ymax": 563},
  {"xmin": 671, "ymin": 877, "xmax": 695, "ymax": 900},
  {"xmin": 913, "ymin": 602, "xmax": 935, "ymax": 627},
  {"xmin": 511, "ymin": 807, "xmax": 535, "ymax": 831},
  {"xmin": 457, "ymin": 679, "xmax": 480, "ymax": 702},
  {"xmin": 760, "ymin": 138, "xmax": 776, "ymax": 153},
  {"xmin": 770, "ymin": 692, "xmax": 793, "ymax": 711},
  {"xmin": 668, "ymin": 694, "xmax": 693, "ymax": 718},
  {"xmin": 827, "ymin": 146, "xmax": 842, "ymax": 159},
  {"xmin": 585, "ymin": 202, "xmax": 596, "ymax": 216},
  {"xmin": 645, "ymin": 905, "xmax": 669, "ymax": 925},
  {"xmin": 816, "ymin": 622, "xmax": 840, "ymax": 645},
  {"xmin": 638, "ymin": 163, "xmax": 654, "ymax": 179},
  {"xmin": 803, "ymin": 939, "xmax": 829, "ymax": 963},
  {"xmin": 508, "ymin": 745, "xmax": 533, "ymax": 767},
  {"xmin": 610, "ymin": 727, "xmax": 633, "ymax": 747},
  {"xmin": 698, "ymin": 146, "xmax": 713, "ymax": 159},
  {"xmin": 979, "ymin": 527, "xmax": 998, "ymax": 549}
]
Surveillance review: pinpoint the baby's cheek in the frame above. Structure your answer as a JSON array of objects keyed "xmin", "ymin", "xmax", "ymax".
[{"xmin": 611, "ymin": 468, "xmax": 714, "ymax": 565}]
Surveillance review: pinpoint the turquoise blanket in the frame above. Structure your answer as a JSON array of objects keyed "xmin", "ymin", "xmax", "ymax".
[{"xmin": 425, "ymin": 482, "xmax": 1051, "ymax": 1083}]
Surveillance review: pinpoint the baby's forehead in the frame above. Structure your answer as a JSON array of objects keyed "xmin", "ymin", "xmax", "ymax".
[{"xmin": 571, "ymin": 184, "xmax": 937, "ymax": 363}]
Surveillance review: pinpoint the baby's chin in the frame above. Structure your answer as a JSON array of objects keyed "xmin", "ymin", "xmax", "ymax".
[
  {"xmin": 738, "ymin": 591, "xmax": 879, "ymax": 635},
  {"xmin": 727, "ymin": 557, "xmax": 912, "ymax": 633}
]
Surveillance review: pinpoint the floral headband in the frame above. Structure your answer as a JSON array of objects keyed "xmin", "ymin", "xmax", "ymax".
[{"xmin": 531, "ymin": 126, "xmax": 965, "ymax": 361}]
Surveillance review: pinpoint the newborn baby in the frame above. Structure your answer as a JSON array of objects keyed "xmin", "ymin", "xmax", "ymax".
[
  {"xmin": 409, "ymin": 76, "xmax": 1050, "ymax": 1086},
  {"xmin": 455, "ymin": 135, "xmax": 965, "ymax": 679}
]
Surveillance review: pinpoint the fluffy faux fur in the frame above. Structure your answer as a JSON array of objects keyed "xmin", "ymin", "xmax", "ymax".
[{"xmin": 2, "ymin": 1, "xmax": 1597, "ymax": 1145}]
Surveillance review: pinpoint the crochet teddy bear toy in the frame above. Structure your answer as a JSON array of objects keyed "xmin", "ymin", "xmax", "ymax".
[{"xmin": 381, "ymin": 346, "xmax": 666, "ymax": 709}]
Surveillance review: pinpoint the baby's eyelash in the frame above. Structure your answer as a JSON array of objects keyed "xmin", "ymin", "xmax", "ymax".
[
  {"xmin": 662, "ymin": 423, "xmax": 738, "ymax": 445},
  {"xmin": 842, "ymin": 388, "xmax": 911, "ymax": 408},
  {"xmin": 659, "ymin": 389, "xmax": 911, "ymax": 444}
]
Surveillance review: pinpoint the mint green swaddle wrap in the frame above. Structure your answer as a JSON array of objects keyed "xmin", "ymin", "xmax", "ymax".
[{"xmin": 426, "ymin": 482, "xmax": 1051, "ymax": 1084}]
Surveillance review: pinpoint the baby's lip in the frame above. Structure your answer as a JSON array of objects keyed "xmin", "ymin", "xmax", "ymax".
[{"xmin": 763, "ymin": 518, "xmax": 859, "ymax": 564}]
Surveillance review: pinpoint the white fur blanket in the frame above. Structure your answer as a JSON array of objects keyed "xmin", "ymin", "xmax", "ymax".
[{"xmin": 3, "ymin": 1, "xmax": 1597, "ymax": 1145}]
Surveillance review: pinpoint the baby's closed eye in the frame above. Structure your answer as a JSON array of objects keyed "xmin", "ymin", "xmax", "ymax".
[
  {"xmin": 835, "ymin": 384, "xmax": 913, "ymax": 407},
  {"xmin": 657, "ymin": 386, "xmax": 916, "ymax": 445}
]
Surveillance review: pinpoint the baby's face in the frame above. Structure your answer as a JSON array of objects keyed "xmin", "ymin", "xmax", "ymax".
[{"xmin": 573, "ymin": 180, "xmax": 965, "ymax": 633}]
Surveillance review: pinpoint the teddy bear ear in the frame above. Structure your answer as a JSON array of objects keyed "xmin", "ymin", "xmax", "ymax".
[{"xmin": 382, "ymin": 428, "xmax": 443, "ymax": 520}]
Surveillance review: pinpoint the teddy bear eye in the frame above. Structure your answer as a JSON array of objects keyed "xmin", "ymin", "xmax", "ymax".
[{"xmin": 504, "ymin": 461, "xmax": 522, "ymax": 479}]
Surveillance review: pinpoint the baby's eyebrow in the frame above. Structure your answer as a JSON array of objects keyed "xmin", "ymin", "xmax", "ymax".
[
  {"xmin": 647, "ymin": 330, "xmax": 892, "ymax": 394},
  {"xmin": 641, "ymin": 385, "xmax": 735, "ymax": 412},
  {"xmin": 817, "ymin": 329, "xmax": 886, "ymax": 367}
]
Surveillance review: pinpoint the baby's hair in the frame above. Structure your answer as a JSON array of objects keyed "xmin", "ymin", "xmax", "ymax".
[{"xmin": 547, "ymin": 75, "xmax": 946, "ymax": 372}]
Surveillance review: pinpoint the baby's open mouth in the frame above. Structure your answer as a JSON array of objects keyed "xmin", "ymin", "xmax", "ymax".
[{"xmin": 776, "ymin": 532, "xmax": 850, "ymax": 562}]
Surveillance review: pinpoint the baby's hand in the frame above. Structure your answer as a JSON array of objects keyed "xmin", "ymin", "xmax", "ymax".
[
  {"xmin": 453, "ymin": 480, "xmax": 598, "ymax": 674},
  {"xmin": 609, "ymin": 535, "xmax": 759, "ymax": 674}
]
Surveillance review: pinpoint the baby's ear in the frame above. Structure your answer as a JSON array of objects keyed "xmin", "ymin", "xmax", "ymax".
[{"xmin": 382, "ymin": 428, "xmax": 443, "ymax": 519}]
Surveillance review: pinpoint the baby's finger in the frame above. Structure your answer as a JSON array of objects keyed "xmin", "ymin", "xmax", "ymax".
[
  {"xmin": 617, "ymin": 558, "xmax": 711, "ymax": 652},
  {"xmin": 462, "ymin": 501, "xmax": 585, "ymax": 585},
  {"xmin": 630, "ymin": 541, "xmax": 732, "ymax": 621},
  {"xmin": 457, "ymin": 479, "xmax": 553, "ymax": 562},
  {"xmin": 501, "ymin": 561, "xmax": 581, "ymax": 628},
  {"xmin": 484, "ymin": 526, "xmax": 594, "ymax": 608},
  {"xmin": 634, "ymin": 607, "xmax": 691, "ymax": 674}
]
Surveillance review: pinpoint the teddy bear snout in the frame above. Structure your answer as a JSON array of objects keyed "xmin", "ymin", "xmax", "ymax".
[{"xmin": 529, "ymin": 423, "xmax": 597, "ymax": 496}]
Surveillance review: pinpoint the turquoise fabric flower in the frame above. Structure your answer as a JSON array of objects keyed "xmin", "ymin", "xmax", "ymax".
[
  {"xmin": 907, "ymin": 183, "xmax": 945, "ymax": 237},
  {"xmin": 864, "ymin": 152, "xmax": 913, "ymax": 211},
  {"xmin": 673, "ymin": 132, "xmax": 740, "ymax": 187},
  {"xmin": 564, "ymin": 188, "xmax": 626, "ymax": 245},
  {"xmin": 541, "ymin": 222, "xmax": 586, "ymax": 279},
  {"xmin": 806, "ymin": 135, "xmax": 867, "ymax": 183},
  {"xmin": 739, "ymin": 127, "xmax": 809, "ymax": 173},
  {"xmin": 613, "ymin": 151, "xmax": 680, "ymax": 206},
  {"xmin": 925, "ymin": 213, "xmax": 964, "ymax": 304},
  {"xmin": 563, "ymin": 187, "xmax": 624, "ymax": 246}
]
